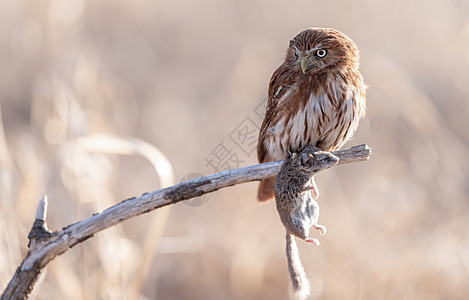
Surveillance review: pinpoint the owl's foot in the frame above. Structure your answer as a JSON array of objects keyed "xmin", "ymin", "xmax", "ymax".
[
  {"xmin": 305, "ymin": 238, "xmax": 320, "ymax": 246},
  {"xmin": 313, "ymin": 224, "xmax": 327, "ymax": 235}
]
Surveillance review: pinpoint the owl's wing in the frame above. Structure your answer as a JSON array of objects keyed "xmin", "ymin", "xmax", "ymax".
[{"xmin": 257, "ymin": 65, "xmax": 296, "ymax": 163}]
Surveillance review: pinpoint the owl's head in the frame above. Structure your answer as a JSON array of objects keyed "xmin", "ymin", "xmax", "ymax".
[{"xmin": 286, "ymin": 28, "xmax": 360, "ymax": 74}]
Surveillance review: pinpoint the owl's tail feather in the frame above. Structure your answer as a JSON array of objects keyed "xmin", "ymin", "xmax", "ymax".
[
  {"xmin": 286, "ymin": 233, "xmax": 311, "ymax": 300},
  {"xmin": 257, "ymin": 177, "xmax": 276, "ymax": 202}
]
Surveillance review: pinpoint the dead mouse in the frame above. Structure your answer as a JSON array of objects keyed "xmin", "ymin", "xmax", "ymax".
[{"xmin": 274, "ymin": 145, "xmax": 338, "ymax": 299}]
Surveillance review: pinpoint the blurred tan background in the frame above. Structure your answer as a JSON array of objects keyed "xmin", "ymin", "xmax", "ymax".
[{"xmin": 1, "ymin": 0, "xmax": 469, "ymax": 299}]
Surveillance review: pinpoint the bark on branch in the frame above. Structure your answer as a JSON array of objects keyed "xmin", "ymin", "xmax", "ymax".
[{"xmin": 1, "ymin": 144, "xmax": 371, "ymax": 300}]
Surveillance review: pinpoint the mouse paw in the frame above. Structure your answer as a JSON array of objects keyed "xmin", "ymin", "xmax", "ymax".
[
  {"xmin": 313, "ymin": 224, "xmax": 327, "ymax": 235},
  {"xmin": 309, "ymin": 178, "xmax": 320, "ymax": 200},
  {"xmin": 305, "ymin": 238, "xmax": 320, "ymax": 246}
]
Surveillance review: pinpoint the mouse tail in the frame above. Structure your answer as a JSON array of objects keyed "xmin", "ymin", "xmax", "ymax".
[{"xmin": 286, "ymin": 232, "xmax": 310, "ymax": 300}]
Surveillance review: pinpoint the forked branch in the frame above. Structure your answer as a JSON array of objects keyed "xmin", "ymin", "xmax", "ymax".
[{"xmin": 1, "ymin": 144, "xmax": 371, "ymax": 300}]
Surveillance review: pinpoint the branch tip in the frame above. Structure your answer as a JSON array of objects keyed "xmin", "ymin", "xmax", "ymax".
[
  {"xmin": 36, "ymin": 195, "xmax": 48, "ymax": 221},
  {"xmin": 28, "ymin": 195, "xmax": 52, "ymax": 243}
]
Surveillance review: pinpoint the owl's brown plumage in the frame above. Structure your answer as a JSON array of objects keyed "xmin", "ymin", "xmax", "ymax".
[{"xmin": 257, "ymin": 28, "xmax": 367, "ymax": 201}]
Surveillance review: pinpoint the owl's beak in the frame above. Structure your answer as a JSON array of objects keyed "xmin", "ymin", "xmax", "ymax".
[{"xmin": 300, "ymin": 56, "xmax": 313, "ymax": 73}]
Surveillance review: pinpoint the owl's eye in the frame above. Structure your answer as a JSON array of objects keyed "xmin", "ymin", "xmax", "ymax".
[{"xmin": 315, "ymin": 49, "xmax": 327, "ymax": 58}]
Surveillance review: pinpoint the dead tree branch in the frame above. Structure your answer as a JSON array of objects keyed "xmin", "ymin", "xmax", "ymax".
[{"xmin": 1, "ymin": 144, "xmax": 371, "ymax": 300}]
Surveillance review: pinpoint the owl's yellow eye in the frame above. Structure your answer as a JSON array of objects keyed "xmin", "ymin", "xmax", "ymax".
[{"xmin": 315, "ymin": 49, "xmax": 327, "ymax": 58}]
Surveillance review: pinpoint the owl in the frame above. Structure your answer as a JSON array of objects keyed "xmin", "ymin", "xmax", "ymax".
[{"xmin": 257, "ymin": 28, "xmax": 366, "ymax": 201}]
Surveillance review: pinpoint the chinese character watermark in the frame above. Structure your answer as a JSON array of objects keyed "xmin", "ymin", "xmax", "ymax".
[
  {"xmin": 229, "ymin": 117, "xmax": 259, "ymax": 156},
  {"xmin": 182, "ymin": 97, "xmax": 267, "ymax": 207}
]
